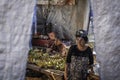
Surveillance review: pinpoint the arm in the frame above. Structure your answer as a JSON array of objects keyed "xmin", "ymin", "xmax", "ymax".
[
  {"xmin": 64, "ymin": 64, "xmax": 68, "ymax": 80},
  {"xmin": 64, "ymin": 63, "xmax": 71, "ymax": 80},
  {"xmin": 88, "ymin": 48, "xmax": 94, "ymax": 72},
  {"xmin": 89, "ymin": 47, "xmax": 94, "ymax": 65},
  {"xmin": 64, "ymin": 46, "xmax": 73, "ymax": 80},
  {"xmin": 61, "ymin": 44, "xmax": 67, "ymax": 56}
]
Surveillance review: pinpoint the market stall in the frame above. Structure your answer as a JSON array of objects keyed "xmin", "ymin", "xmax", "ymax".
[
  {"xmin": 26, "ymin": 48, "xmax": 99, "ymax": 80},
  {"xmin": 26, "ymin": 49, "xmax": 65, "ymax": 80}
]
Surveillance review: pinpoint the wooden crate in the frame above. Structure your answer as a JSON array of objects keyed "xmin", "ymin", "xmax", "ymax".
[{"xmin": 26, "ymin": 64, "xmax": 64, "ymax": 80}]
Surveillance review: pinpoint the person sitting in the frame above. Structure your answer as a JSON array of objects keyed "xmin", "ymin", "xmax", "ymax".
[{"xmin": 47, "ymin": 32, "xmax": 66, "ymax": 56}]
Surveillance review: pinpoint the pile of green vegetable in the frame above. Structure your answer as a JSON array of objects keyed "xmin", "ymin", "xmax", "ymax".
[{"xmin": 28, "ymin": 49, "xmax": 65, "ymax": 71}]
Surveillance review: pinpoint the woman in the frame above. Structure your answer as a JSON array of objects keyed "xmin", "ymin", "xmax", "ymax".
[
  {"xmin": 64, "ymin": 30, "xmax": 94, "ymax": 80},
  {"xmin": 47, "ymin": 32, "xmax": 66, "ymax": 56}
]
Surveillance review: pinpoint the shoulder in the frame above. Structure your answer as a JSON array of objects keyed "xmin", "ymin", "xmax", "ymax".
[
  {"xmin": 68, "ymin": 45, "xmax": 77, "ymax": 53},
  {"xmin": 86, "ymin": 46, "xmax": 92, "ymax": 50},
  {"xmin": 86, "ymin": 46, "xmax": 93, "ymax": 54},
  {"xmin": 70, "ymin": 45, "xmax": 77, "ymax": 50}
]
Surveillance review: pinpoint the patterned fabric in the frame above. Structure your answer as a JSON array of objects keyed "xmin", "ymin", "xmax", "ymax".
[{"xmin": 67, "ymin": 56, "xmax": 89, "ymax": 80}]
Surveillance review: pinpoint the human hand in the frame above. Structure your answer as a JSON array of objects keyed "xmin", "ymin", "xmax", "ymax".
[
  {"xmin": 46, "ymin": 48, "xmax": 52, "ymax": 53},
  {"xmin": 88, "ymin": 65, "xmax": 94, "ymax": 74}
]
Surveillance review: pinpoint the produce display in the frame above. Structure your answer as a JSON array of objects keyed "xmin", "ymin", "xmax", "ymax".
[{"xmin": 28, "ymin": 49, "xmax": 66, "ymax": 71}]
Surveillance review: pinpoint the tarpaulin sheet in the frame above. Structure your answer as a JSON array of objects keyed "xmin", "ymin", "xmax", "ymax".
[
  {"xmin": 0, "ymin": 0, "xmax": 35, "ymax": 80},
  {"xmin": 92, "ymin": 0, "xmax": 120, "ymax": 80}
]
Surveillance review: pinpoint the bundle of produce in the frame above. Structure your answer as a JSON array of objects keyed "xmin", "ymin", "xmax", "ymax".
[{"xmin": 28, "ymin": 49, "xmax": 66, "ymax": 71}]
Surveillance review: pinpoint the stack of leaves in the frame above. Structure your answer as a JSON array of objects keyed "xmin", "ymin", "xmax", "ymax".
[{"xmin": 28, "ymin": 49, "xmax": 65, "ymax": 71}]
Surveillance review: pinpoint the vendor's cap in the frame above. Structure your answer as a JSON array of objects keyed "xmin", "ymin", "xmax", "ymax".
[
  {"xmin": 75, "ymin": 30, "xmax": 87, "ymax": 37},
  {"xmin": 75, "ymin": 30, "xmax": 88, "ymax": 43}
]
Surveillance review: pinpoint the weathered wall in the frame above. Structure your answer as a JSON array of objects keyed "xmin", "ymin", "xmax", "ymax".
[
  {"xmin": 0, "ymin": 0, "xmax": 35, "ymax": 80},
  {"xmin": 37, "ymin": 0, "xmax": 89, "ymax": 41},
  {"xmin": 92, "ymin": 0, "xmax": 120, "ymax": 80}
]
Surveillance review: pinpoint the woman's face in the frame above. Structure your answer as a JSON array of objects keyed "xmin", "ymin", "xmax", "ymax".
[
  {"xmin": 76, "ymin": 37, "xmax": 85, "ymax": 47},
  {"xmin": 48, "ymin": 32, "xmax": 56, "ymax": 40}
]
